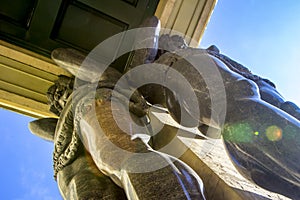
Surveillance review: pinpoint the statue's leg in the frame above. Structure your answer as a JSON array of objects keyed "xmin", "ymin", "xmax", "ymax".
[
  {"xmin": 206, "ymin": 78, "xmax": 300, "ymax": 199},
  {"xmin": 56, "ymin": 147, "xmax": 127, "ymax": 200},
  {"xmin": 76, "ymin": 88, "xmax": 206, "ymax": 200},
  {"xmin": 156, "ymin": 51, "xmax": 300, "ymax": 199},
  {"xmin": 208, "ymin": 75, "xmax": 300, "ymax": 199},
  {"xmin": 223, "ymin": 84, "xmax": 300, "ymax": 199}
]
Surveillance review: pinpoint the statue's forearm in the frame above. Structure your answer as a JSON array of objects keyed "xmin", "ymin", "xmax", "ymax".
[{"xmin": 56, "ymin": 150, "xmax": 127, "ymax": 200}]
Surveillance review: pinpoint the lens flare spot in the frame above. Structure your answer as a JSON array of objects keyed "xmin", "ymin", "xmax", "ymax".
[
  {"xmin": 266, "ymin": 125, "xmax": 282, "ymax": 141},
  {"xmin": 223, "ymin": 123, "xmax": 253, "ymax": 143}
]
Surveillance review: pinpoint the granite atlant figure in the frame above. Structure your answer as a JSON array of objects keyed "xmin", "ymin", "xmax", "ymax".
[{"xmin": 29, "ymin": 16, "xmax": 300, "ymax": 199}]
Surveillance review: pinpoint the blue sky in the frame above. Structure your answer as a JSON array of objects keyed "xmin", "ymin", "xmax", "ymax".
[
  {"xmin": 0, "ymin": 109, "xmax": 61, "ymax": 199},
  {"xmin": 0, "ymin": 1, "xmax": 300, "ymax": 199}
]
